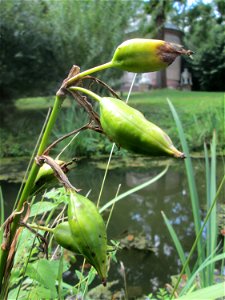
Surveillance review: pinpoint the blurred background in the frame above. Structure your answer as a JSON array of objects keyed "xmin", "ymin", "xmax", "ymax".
[{"xmin": 1, "ymin": 0, "xmax": 224, "ymax": 102}]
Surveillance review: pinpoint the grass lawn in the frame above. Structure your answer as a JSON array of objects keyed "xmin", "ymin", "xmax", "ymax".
[
  {"xmin": 128, "ymin": 89, "xmax": 224, "ymax": 113},
  {"xmin": 15, "ymin": 96, "xmax": 71, "ymax": 110},
  {"xmin": 15, "ymin": 89, "xmax": 224, "ymax": 113}
]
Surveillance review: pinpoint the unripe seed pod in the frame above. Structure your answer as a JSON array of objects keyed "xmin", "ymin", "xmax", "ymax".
[
  {"xmin": 70, "ymin": 87, "xmax": 185, "ymax": 158},
  {"xmin": 54, "ymin": 221, "xmax": 113, "ymax": 256},
  {"xmin": 53, "ymin": 221, "xmax": 80, "ymax": 254},
  {"xmin": 111, "ymin": 38, "xmax": 193, "ymax": 73},
  {"xmin": 68, "ymin": 191, "xmax": 108, "ymax": 285},
  {"xmin": 31, "ymin": 160, "xmax": 65, "ymax": 195},
  {"xmin": 66, "ymin": 39, "xmax": 193, "ymax": 85}
]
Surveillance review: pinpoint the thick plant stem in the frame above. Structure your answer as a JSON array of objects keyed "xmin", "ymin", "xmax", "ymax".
[
  {"xmin": 0, "ymin": 95, "xmax": 63, "ymax": 291},
  {"xmin": 69, "ymin": 86, "xmax": 102, "ymax": 102},
  {"xmin": 66, "ymin": 61, "xmax": 113, "ymax": 86}
]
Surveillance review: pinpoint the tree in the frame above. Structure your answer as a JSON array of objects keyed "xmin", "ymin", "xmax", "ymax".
[
  {"xmin": 147, "ymin": 0, "xmax": 167, "ymax": 88},
  {"xmin": 145, "ymin": 0, "xmax": 187, "ymax": 88},
  {"xmin": 181, "ymin": 1, "xmax": 225, "ymax": 90},
  {"xmin": 0, "ymin": 0, "xmax": 54, "ymax": 101},
  {"xmin": 144, "ymin": 0, "xmax": 225, "ymax": 91},
  {"xmin": 0, "ymin": 0, "xmax": 139, "ymax": 102},
  {"xmin": 190, "ymin": 25, "xmax": 225, "ymax": 91},
  {"xmin": 47, "ymin": 0, "xmax": 140, "ymax": 88}
]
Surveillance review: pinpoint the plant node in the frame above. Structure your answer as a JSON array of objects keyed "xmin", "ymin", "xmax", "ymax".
[{"xmin": 35, "ymin": 155, "xmax": 80, "ymax": 192}]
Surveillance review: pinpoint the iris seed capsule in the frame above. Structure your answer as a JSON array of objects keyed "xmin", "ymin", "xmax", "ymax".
[
  {"xmin": 66, "ymin": 38, "xmax": 193, "ymax": 84},
  {"xmin": 111, "ymin": 38, "xmax": 193, "ymax": 73},
  {"xmin": 53, "ymin": 221, "xmax": 80, "ymax": 254},
  {"xmin": 68, "ymin": 191, "xmax": 108, "ymax": 285},
  {"xmin": 70, "ymin": 87, "xmax": 185, "ymax": 158}
]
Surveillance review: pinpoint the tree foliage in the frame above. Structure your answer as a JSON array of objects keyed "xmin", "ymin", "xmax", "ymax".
[
  {"xmin": 0, "ymin": 0, "xmax": 139, "ymax": 101},
  {"xmin": 182, "ymin": 1, "xmax": 225, "ymax": 91},
  {"xmin": 143, "ymin": 0, "xmax": 187, "ymax": 88},
  {"xmin": 0, "ymin": 0, "xmax": 53, "ymax": 100},
  {"xmin": 144, "ymin": 0, "xmax": 225, "ymax": 91},
  {"xmin": 1, "ymin": 0, "xmax": 224, "ymax": 98},
  {"xmin": 189, "ymin": 25, "xmax": 225, "ymax": 91}
]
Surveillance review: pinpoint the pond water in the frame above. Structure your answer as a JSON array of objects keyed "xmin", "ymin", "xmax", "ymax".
[{"xmin": 1, "ymin": 156, "xmax": 224, "ymax": 298}]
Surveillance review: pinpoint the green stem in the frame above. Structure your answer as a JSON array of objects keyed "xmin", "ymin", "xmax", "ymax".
[
  {"xmin": 0, "ymin": 95, "xmax": 63, "ymax": 291},
  {"xmin": 69, "ymin": 86, "xmax": 102, "ymax": 102},
  {"xmin": 97, "ymin": 143, "xmax": 115, "ymax": 208},
  {"xmin": 28, "ymin": 223, "xmax": 54, "ymax": 234},
  {"xmin": 66, "ymin": 61, "xmax": 113, "ymax": 86},
  {"xmin": 170, "ymin": 174, "xmax": 225, "ymax": 299}
]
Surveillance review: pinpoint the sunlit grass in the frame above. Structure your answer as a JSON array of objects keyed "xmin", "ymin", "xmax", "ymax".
[
  {"xmin": 15, "ymin": 97, "xmax": 71, "ymax": 110},
  {"xmin": 15, "ymin": 89, "xmax": 224, "ymax": 112},
  {"xmin": 128, "ymin": 89, "xmax": 223, "ymax": 112}
]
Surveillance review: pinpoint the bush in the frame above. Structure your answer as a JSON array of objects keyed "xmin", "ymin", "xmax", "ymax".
[
  {"xmin": 0, "ymin": 0, "xmax": 139, "ymax": 102},
  {"xmin": 189, "ymin": 26, "xmax": 225, "ymax": 91}
]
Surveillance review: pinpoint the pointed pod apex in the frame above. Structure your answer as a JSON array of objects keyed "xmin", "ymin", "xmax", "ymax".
[
  {"xmin": 158, "ymin": 42, "xmax": 194, "ymax": 66},
  {"xmin": 102, "ymin": 278, "xmax": 107, "ymax": 286},
  {"xmin": 170, "ymin": 146, "xmax": 186, "ymax": 159}
]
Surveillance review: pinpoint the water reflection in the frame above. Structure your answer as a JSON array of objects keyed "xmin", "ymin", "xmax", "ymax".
[{"xmin": 1, "ymin": 157, "xmax": 224, "ymax": 297}]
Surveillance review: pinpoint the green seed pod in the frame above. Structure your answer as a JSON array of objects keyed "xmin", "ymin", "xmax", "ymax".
[
  {"xmin": 66, "ymin": 39, "xmax": 193, "ymax": 85},
  {"xmin": 70, "ymin": 87, "xmax": 185, "ymax": 158},
  {"xmin": 68, "ymin": 191, "xmax": 108, "ymax": 285},
  {"xmin": 53, "ymin": 221, "xmax": 80, "ymax": 254},
  {"xmin": 54, "ymin": 221, "xmax": 114, "ymax": 255},
  {"xmin": 111, "ymin": 38, "xmax": 193, "ymax": 73},
  {"xmin": 31, "ymin": 160, "xmax": 65, "ymax": 195}
]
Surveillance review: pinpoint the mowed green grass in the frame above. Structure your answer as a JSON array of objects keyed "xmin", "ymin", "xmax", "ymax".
[
  {"xmin": 15, "ymin": 89, "xmax": 224, "ymax": 112},
  {"xmin": 128, "ymin": 89, "xmax": 224, "ymax": 114},
  {"xmin": 15, "ymin": 96, "xmax": 71, "ymax": 110}
]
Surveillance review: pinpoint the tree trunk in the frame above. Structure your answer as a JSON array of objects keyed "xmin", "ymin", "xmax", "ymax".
[
  {"xmin": 155, "ymin": 5, "xmax": 167, "ymax": 88},
  {"xmin": 149, "ymin": 0, "xmax": 167, "ymax": 88}
]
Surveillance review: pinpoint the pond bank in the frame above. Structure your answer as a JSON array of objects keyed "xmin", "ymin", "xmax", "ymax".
[{"xmin": 1, "ymin": 152, "xmax": 223, "ymax": 182}]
